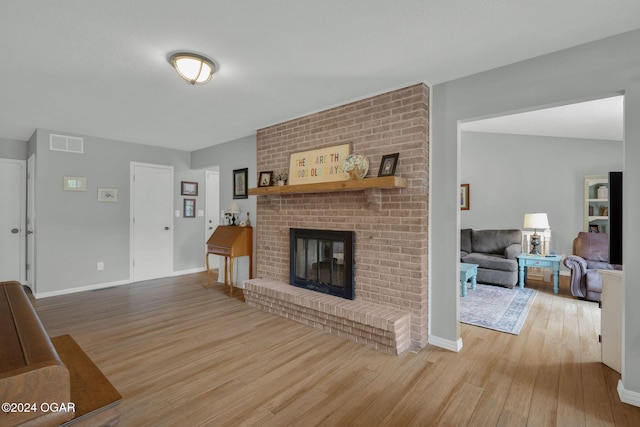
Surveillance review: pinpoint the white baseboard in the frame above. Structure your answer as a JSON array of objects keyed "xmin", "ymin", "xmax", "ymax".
[
  {"xmin": 34, "ymin": 279, "xmax": 131, "ymax": 299},
  {"xmin": 172, "ymin": 267, "xmax": 206, "ymax": 276},
  {"xmin": 618, "ymin": 380, "xmax": 640, "ymax": 407},
  {"xmin": 428, "ymin": 334, "xmax": 463, "ymax": 352}
]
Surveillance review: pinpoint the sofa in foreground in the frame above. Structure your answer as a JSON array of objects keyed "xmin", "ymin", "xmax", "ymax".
[{"xmin": 460, "ymin": 229, "xmax": 523, "ymax": 288}]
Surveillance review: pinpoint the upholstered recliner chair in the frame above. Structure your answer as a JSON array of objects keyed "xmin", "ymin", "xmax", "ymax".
[{"xmin": 563, "ymin": 232, "xmax": 622, "ymax": 302}]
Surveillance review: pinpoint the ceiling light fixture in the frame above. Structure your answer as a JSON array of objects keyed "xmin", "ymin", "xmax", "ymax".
[{"xmin": 169, "ymin": 52, "xmax": 215, "ymax": 85}]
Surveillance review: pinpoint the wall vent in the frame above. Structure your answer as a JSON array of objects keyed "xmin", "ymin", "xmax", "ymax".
[{"xmin": 50, "ymin": 134, "xmax": 84, "ymax": 153}]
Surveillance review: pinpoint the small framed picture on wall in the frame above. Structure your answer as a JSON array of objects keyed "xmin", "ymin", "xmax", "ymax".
[
  {"xmin": 181, "ymin": 181, "xmax": 198, "ymax": 196},
  {"xmin": 460, "ymin": 184, "xmax": 470, "ymax": 210},
  {"xmin": 183, "ymin": 199, "xmax": 196, "ymax": 218},
  {"xmin": 233, "ymin": 168, "xmax": 248, "ymax": 199}
]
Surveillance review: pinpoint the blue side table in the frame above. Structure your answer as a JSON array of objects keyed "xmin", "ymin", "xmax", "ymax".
[
  {"xmin": 516, "ymin": 253, "xmax": 564, "ymax": 294},
  {"xmin": 460, "ymin": 263, "xmax": 478, "ymax": 297}
]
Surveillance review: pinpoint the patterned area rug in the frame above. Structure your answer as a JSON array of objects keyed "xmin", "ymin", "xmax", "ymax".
[{"xmin": 460, "ymin": 284, "xmax": 537, "ymax": 335}]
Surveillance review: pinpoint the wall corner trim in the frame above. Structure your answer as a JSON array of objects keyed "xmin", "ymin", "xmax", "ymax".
[
  {"xmin": 618, "ymin": 379, "xmax": 640, "ymax": 408},
  {"xmin": 428, "ymin": 334, "xmax": 463, "ymax": 352}
]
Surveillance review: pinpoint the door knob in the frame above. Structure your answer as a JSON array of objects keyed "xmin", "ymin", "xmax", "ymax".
[
  {"xmin": 11, "ymin": 228, "xmax": 19, "ymax": 234},
  {"xmin": 164, "ymin": 226, "xmax": 170, "ymax": 230}
]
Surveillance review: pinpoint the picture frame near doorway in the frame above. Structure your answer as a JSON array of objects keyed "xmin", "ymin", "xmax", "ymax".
[
  {"xmin": 97, "ymin": 188, "xmax": 118, "ymax": 202},
  {"xmin": 183, "ymin": 199, "xmax": 196, "ymax": 218},
  {"xmin": 233, "ymin": 168, "xmax": 248, "ymax": 199},
  {"xmin": 181, "ymin": 181, "xmax": 198, "ymax": 196}
]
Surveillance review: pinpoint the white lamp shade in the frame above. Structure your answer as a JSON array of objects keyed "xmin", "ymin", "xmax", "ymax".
[
  {"xmin": 524, "ymin": 213, "xmax": 550, "ymax": 229},
  {"xmin": 227, "ymin": 202, "xmax": 240, "ymax": 214},
  {"xmin": 170, "ymin": 53, "xmax": 215, "ymax": 85}
]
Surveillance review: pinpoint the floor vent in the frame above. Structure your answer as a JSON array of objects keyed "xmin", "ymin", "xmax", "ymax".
[{"xmin": 50, "ymin": 134, "xmax": 84, "ymax": 153}]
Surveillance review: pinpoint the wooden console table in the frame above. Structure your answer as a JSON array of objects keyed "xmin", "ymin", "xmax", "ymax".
[{"xmin": 206, "ymin": 225, "xmax": 253, "ymax": 295}]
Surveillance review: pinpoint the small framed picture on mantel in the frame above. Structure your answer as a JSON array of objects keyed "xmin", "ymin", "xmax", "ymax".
[{"xmin": 378, "ymin": 153, "xmax": 399, "ymax": 177}]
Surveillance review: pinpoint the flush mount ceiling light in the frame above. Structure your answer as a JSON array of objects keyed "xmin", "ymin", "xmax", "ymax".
[{"xmin": 169, "ymin": 52, "xmax": 215, "ymax": 85}]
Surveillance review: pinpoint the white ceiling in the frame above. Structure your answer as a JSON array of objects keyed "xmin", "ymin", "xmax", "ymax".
[
  {"xmin": 461, "ymin": 95, "xmax": 624, "ymax": 141},
  {"xmin": 1, "ymin": 1, "xmax": 638, "ymax": 151}
]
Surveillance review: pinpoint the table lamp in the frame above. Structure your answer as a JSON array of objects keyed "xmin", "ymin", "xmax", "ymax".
[
  {"xmin": 524, "ymin": 213, "xmax": 549, "ymax": 255},
  {"xmin": 227, "ymin": 202, "xmax": 240, "ymax": 226}
]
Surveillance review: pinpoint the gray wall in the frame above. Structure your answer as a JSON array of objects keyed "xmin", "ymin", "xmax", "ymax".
[
  {"xmin": 460, "ymin": 131, "xmax": 623, "ymax": 258},
  {"xmin": 30, "ymin": 129, "xmax": 205, "ymax": 294},
  {"xmin": 0, "ymin": 137, "xmax": 28, "ymax": 160},
  {"xmin": 192, "ymin": 134, "xmax": 257, "ymax": 283},
  {"xmin": 432, "ymin": 29, "xmax": 640, "ymax": 398}
]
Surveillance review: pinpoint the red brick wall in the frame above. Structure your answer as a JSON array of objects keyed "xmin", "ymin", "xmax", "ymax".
[{"xmin": 255, "ymin": 83, "xmax": 429, "ymax": 348}]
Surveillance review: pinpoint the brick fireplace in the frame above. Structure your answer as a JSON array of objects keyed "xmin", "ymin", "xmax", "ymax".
[{"xmin": 247, "ymin": 83, "xmax": 429, "ymax": 352}]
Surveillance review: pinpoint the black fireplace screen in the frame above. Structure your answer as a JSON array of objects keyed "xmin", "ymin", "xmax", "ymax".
[{"xmin": 290, "ymin": 229, "xmax": 354, "ymax": 300}]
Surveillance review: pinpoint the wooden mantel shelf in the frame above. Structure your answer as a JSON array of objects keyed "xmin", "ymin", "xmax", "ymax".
[{"xmin": 248, "ymin": 176, "xmax": 407, "ymax": 196}]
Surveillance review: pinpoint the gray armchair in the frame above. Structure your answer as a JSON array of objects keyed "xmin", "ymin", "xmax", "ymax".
[{"xmin": 563, "ymin": 232, "xmax": 622, "ymax": 302}]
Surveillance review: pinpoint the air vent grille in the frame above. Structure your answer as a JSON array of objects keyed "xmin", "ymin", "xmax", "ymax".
[{"xmin": 50, "ymin": 134, "xmax": 84, "ymax": 153}]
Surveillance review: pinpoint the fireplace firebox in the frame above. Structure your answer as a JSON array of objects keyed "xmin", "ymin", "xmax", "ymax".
[{"xmin": 289, "ymin": 228, "xmax": 355, "ymax": 300}]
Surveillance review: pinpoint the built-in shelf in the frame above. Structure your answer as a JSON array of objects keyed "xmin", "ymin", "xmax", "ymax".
[{"xmin": 248, "ymin": 176, "xmax": 407, "ymax": 196}]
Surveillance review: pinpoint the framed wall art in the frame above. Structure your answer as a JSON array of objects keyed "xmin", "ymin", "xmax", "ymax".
[
  {"xmin": 181, "ymin": 181, "xmax": 198, "ymax": 196},
  {"xmin": 460, "ymin": 184, "xmax": 470, "ymax": 210},
  {"xmin": 378, "ymin": 153, "xmax": 399, "ymax": 177},
  {"xmin": 63, "ymin": 176, "xmax": 86, "ymax": 191},
  {"xmin": 183, "ymin": 199, "xmax": 196, "ymax": 218},
  {"xmin": 97, "ymin": 188, "xmax": 118, "ymax": 202},
  {"xmin": 233, "ymin": 168, "xmax": 248, "ymax": 199},
  {"xmin": 288, "ymin": 143, "xmax": 350, "ymax": 185}
]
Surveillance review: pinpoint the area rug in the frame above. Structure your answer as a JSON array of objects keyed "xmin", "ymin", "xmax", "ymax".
[{"xmin": 460, "ymin": 284, "xmax": 537, "ymax": 335}]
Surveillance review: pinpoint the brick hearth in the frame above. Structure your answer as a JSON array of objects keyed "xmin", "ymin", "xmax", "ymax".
[{"xmin": 244, "ymin": 279, "xmax": 411, "ymax": 354}]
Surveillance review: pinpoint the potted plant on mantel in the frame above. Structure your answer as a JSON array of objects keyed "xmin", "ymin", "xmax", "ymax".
[{"xmin": 274, "ymin": 170, "xmax": 288, "ymax": 186}]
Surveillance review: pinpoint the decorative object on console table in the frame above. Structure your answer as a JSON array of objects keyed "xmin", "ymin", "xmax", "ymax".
[
  {"xmin": 258, "ymin": 171, "xmax": 273, "ymax": 187},
  {"xmin": 523, "ymin": 212, "xmax": 549, "ymax": 255},
  {"xmin": 226, "ymin": 202, "xmax": 240, "ymax": 226},
  {"xmin": 378, "ymin": 153, "xmax": 399, "ymax": 177},
  {"xmin": 233, "ymin": 168, "xmax": 248, "ymax": 199},
  {"xmin": 460, "ymin": 184, "xmax": 470, "ymax": 210},
  {"xmin": 180, "ymin": 181, "xmax": 198, "ymax": 196},
  {"xmin": 341, "ymin": 153, "xmax": 369, "ymax": 180}
]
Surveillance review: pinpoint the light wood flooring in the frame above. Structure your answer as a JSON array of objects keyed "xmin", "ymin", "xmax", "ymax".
[{"xmin": 30, "ymin": 273, "xmax": 640, "ymax": 426}]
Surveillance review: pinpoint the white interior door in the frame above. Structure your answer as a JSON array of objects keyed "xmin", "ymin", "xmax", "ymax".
[
  {"xmin": 131, "ymin": 163, "xmax": 173, "ymax": 282},
  {"xmin": 205, "ymin": 168, "xmax": 221, "ymax": 272},
  {"xmin": 27, "ymin": 155, "xmax": 35, "ymax": 288},
  {"xmin": 0, "ymin": 159, "xmax": 26, "ymax": 282}
]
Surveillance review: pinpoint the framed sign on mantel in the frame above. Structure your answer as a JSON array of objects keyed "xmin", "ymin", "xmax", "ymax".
[{"xmin": 288, "ymin": 143, "xmax": 350, "ymax": 186}]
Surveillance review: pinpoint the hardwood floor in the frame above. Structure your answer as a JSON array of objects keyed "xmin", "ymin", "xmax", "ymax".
[{"xmin": 31, "ymin": 273, "xmax": 640, "ymax": 426}]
